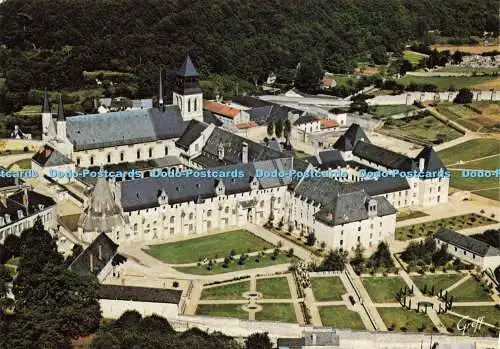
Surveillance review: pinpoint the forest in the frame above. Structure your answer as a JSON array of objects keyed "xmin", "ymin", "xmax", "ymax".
[{"xmin": 0, "ymin": 0, "xmax": 497, "ymax": 113}]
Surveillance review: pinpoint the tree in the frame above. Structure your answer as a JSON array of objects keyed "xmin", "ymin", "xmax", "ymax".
[
  {"xmin": 294, "ymin": 57, "xmax": 322, "ymax": 92},
  {"xmin": 368, "ymin": 241, "xmax": 394, "ymax": 269},
  {"xmin": 0, "ymin": 265, "xmax": 13, "ymax": 312},
  {"xmin": 452, "ymin": 50, "xmax": 463, "ymax": 64},
  {"xmin": 431, "ymin": 245, "xmax": 452, "ymax": 266},
  {"xmin": 316, "ymin": 249, "xmax": 348, "ymax": 272},
  {"xmin": 400, "ymin": 59, "xmax": 414, "ymax": 74},
  {"xmin": 0, "ymin": 245, "xmax": 12, "ymax": 265},
  {"xmin": 274, "ymin": 119, "xmax": 283, "ymax": 138},
  {"xmin": 371, "ymin": 45, "xmax": 388, "ymax": 65},
  {"xmin": 351, "ymin": 243, "xmax": 365, "ymax": 274},
  {"xmin": 266, "ymin": 122, "xmax": 274, "ymax": 137},
  {"xmin": 3, "ymin": 235, "xmax": 21, "ymax": 258},
  {"xmin": 306, "ymin": 232, "xmax": 316, "ymax": 246},
  {"xmin": 245, "ymin": 332, "xmax": 272, "ymax": 349},
  {"xmin": 453, "ymin": 88, "xmax": 473, "ymax": 104}
]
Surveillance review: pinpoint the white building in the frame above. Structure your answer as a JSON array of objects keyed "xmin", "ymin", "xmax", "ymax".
[
  {"xmin": 202, "ymin": 100, "xmax": 254, "ymax": 131},
  {"xmin": 434, "ymin": 228, "xmax": 500, "ymax": 271}
]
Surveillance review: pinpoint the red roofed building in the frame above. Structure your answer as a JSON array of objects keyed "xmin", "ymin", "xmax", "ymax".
[
  {"xmin": 203, "ymin": 100, "xmax": 253, "ymax": 130},
  {"xmin": 320, "ymin": 119, "xmax": 339, "ymax": 130}
]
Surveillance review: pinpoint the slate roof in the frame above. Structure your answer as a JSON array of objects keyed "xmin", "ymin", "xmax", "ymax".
[
  {"xmin": 293, "ymin": 114, "xmax": 318, "ymax": 126},
  {"xmin": 347, "ymin": 177, "xmax": 410, "ymax": 196},
  {"xmin": 119, "ymin": 159, "xmax": 293, "ymax": 212},
  {"xmin": 177, "ymin": 55, "xmax": 198, "ymax": 77},
  {"xmin": 317, "ymin": 150, "xmax": 345, "ymax": 169},
  {"xmin": 69, "ymin": 232, "xmax": 119, "ymax": 275},
  {"xmin": 353, "ymin": 141, "xmax": 415, "ymax": 171},
  {"xmin": 100, "ymin": 284, "xmax": 182, "ymax": 304},
  {"xmin": 0, "ymin": 189, "xmax": 56, "ymax": 228},
  {"xmin": 175, "ymin": 119, "xmax": 208, "ymax": 151},
  {"xmin": 333, "ymin": 123, "xmax": 371, "ymax": 151},
  {"xmin": 32, "ymin": 144, "xmax": 73, "ymax": 167},
  {"xmin": 0, "ymin": 174, "xmax": 21, "ymax": 189},
  {"xmin": 415, "ymin": 146, "xmax": 446, "ymax": 171},
  {"xmin": 66, "ymin": 106, "xmax": 187, "ymax": 151},
  {"xmin": 57, "ymin": 95, "xmax": 65, "ymax": 121},
  {"xmin": 435, "ymin": 228, "xmax": 500, "ymax": 257},
  {"xmin": 232, "ymin": 96, "xmax": 272, "ymax": 109},
  {"xmin": 42, "ymin": 90, "xmax": 51, "ymax": 114},
  {"xmin": 203, "ymin": 110, "xmax": 223, "ymax": 126},
  {"xmin": 301, "ymin": 155, "xmax": 320, "ymax": 167}
]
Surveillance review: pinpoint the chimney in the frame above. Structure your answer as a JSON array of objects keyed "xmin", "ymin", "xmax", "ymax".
[
  {"xmin": 22, "ymin": 188, "xmax": 29, "ymax": 207},
  {"xmin": 242, "ymin": 142, "xmax": 248, "ymax": 163},
  {"xmin": 419, "ymin": 157, "xmax": 425, "ymax": 172}
]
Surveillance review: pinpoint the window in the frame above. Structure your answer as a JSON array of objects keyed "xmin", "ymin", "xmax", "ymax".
[
  {"xmin": 120, "ymin": 152, "xmax": 124, "ymax": 161},
  {"xmin": 194, "ymin": 98, "xmax": 198, "ymax": 111},
  {"xmin": 195, "ymin": 144, "xmax": 199, "ymax": 152},
  {"xmin": 170, "ymin": 228, "xmax": 174, "ymax": 235},
  {"xmin": 357, "ymin": 236, "xmax": 360, "ymax": 242},
  {"xmin": 455, "ymin": 247, "xmax": 457, "ymax": 252},
  {"xmin": 340, "ymin": 240, "xmax": 343, "ymax": 246},
  {"xmin": 438, "ymin": 186, "xmax": 441, "ymax": 192},
  {"xmin": 463, "ymin": 251, "xmax": 466, "ymax": 255},
  {"xmin": 357, "ymin": 227, "xmax": 361, "ymax": 232},
  {"xmin": 76, "ymin": 158, "xmax": 81, "ymax": 166},
  {"xmin": 207, "ymin": 221, "xmax": 211, "ymax": 228},
  {"xmin": 188, "ymin": 99, "xmax": 191, "ymax": 112},
  {"xmin": 189, "ymin": 213, "xmax": 194, "ymax": 220},
  {"xmin": 260, "ymin": 201, "xmax": 264, "ymax": 208},
  {"xmin": 225, "ymin": 206, "xmax": 229, "ymax": 213},
  {"xmin": 207, "ymin": 210, "xmax": 212, "ymax": 217},
  {"xmin": 189, "ymin": 224, "xmax": 193, "ymax": 232},
  {"xmin": 472, "ymin": 254, "xmax": 475, "ymax": 259},
  {"xmin": 164, "ymin": 146, "xmax": 168, "ymax": 156},
  {"xmin": 137, "ymin": 149, "xmax": 141, "ymax": 159},
  {"xmin": 148, "ymin": 148, "xmax": 153, "ymax": 158},
  {"xmin": 370, "ymin": 233, "xmax": 373, "ymax": 239},
  {"xmin": 170, "ymin": 216, "xmax": 175, "ymax": 223},
  {"xmin": 107, "ymin": 154, "xmax": 111, "ymax": 163},
  {"xmin": 90, "ymin": 156, "xmax": 94, "ymax": 165},
  {"xmin": 429, "ymin": 188, "xmax": 432, "ymax": 193}
]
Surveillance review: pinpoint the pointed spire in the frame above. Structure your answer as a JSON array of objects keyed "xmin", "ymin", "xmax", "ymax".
[
  {"xmin": 177, "ymin": 55, "xmax": 198, "ymax": 77},
  {"xmin": 57, "ymin": 94, "xmax": 65, "ymax": 121},
  {"xmin": 158, "ymin": 68, "xmax": 164, "ymax": 107},
  {"xmin": 42, "ymin": 89, "xmax": 51, "ymax": 114}
]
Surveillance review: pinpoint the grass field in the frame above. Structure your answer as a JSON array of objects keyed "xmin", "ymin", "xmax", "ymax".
[
  {"xmin": 411, "ymin": 274, "xmax": 465, "ymax": 293},
  {"xmin": 451, "ymin": 306, "xmax": 500, "ymax": 327},
  {"xmin": 361, "ymin": 277, "xmax": 407, "ymax": 303},
  {"xmin": 436, "ymin": 104, "xmax": 499, "ymax": 132},
  {"xmin": 437, "ymin": 139, "xmax": 500, "ymax": 165},
  {"xmin": 453, "ymin": 155, "xmax": 499, "ymax": 170},
  {"xmin": 403, "ymin": 50, "xmax": 428, "ymax": 65},
  {"xmin": 472, "ymin": 188, "xmax": 500, "ymax": 201},
  {"xmin": 200, "ymin": 281, "xmax": 249, "ymax": 300},
  {"xmin": 439, "ymin": 313, "xmax": 498, "ymax": 337},
  {"xmin": 174, "ymin": 254, "xmax": 292, "ymax": 275},
  {"xmin": 431, "ymin": 44, "xmax": 498, "ymax": 54},
  {"xmin": 399, "ymin": 75, "xmax": 500, "ymax": 91},
  {"xmin": 449, "ymin": 171, "xmax": 500, "ymax": 201},
  {"xmin": 195, "ymin": 304, "xmax": 248, "ymax": 320},
  {"xmin": 378, "ymin": 308, "xmax": 435, "ymax": 333},
  {"xmin": 318, "ymin": 306, "xmax": 365, "ymax": 329},
  {"xmin": 254, "ymin": 303, "xmax": 297, "ymax": 323},
  {"xmin": 395, "ymin": 213, "xmax": 497, "ymax": 240},
  {"xmin": 310, "ymin": 277, "xmax": 347, "ymax": 302},
  {"xmin": 372, "ymin": 104, "xmax": 417, "ymax": 118},
  {"xmin": 434, "ymin": 67, "xmax": 499, "ymax": 74},
  {"xmin": 448, "ymin": 278, "xmax": 492, "ymax": 302},
  {"xmin": 256, "ymin": 277, "xmax": 291, "ymax": 299},
  {"xmin": 383, "ymin": 115, "xmax": 462, "ymax": 143},
  {"xmin": 145, "ymin": 230, "xmax": 272, "ymax": 264},
  {"xmin": 396, "ymin": 210, "xmax": 428, "ymax": 222}
]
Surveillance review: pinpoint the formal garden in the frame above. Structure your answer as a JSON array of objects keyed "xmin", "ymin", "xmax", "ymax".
[
  {"xmin": 362, "ymin": 276, "xmax": 408, "ymax": 303},
  {"xmin": 310, "ymin": 276, "xmax": 346, "ymax": 301},
  {"xmin": 379, "ymin": 308, "xmax": 436, "ymax": 333},
  {"xmin": 318, "ymin": 306, "xmax": 365, "ymax": 329},
  {"xmin": 395, "ymin": 213, "xmax": 497, "ymax": 241}
]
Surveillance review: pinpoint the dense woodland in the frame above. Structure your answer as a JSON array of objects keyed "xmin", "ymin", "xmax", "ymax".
[{"xmin": 0, "ymin": 0, "xmax": 497, "ymax": 113}]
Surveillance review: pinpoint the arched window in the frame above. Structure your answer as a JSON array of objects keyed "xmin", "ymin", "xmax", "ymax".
[
  {"xmin": 107, "ymin": 154, "xmax": 111, "ymax": 163},
  {"xmin": 137, "ymin": 149, "xmax": 141, "ymax": 159},
  {"xmin": 164, "ymin": 146, "xmax": 168, "ymax": 156},
  {"xmin": 90, "ymin": 156, "xmax": 94, "ymax": 166},
  {"xmin": 188, "ymin": 99, "xmax": 191, "ymax": 112}
]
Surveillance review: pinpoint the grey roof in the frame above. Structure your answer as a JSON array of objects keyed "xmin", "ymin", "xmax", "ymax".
[
  {"xmin": 301, "ymin": 155, "xmax": 320, "ymax": 167},
  {"xmin": 119, "ymin": 159, "xmax": 293, "ymax": 212},
  {"xmin": 66, "ymin": 105, "xmax": 187, "ymax": 151},
  {"xmin": 192, "ymin": 154, "xmax": 226, "ymax": 168},
  {"xmin": 131, "ymin": 99, "xmax": 153, "ymax": 109},
  {"xmin": 0, "ymin": 189, "xmax": 56, "ymax": 220},
  {"xmin": 293, "ymin": 114, "xmax": 318, "ymax": 126},
  {"xmin": 435, "ymin": 228, "xmax": 500, "ymax": 257},
  {"xmin": 415, "ymin": 146, "xmax": 446, "ymax": 171},
  {"xmin": 32, "ymin": 145, "xmax": 73, "ymax": 167},
  {"xmin": 353, "ymin": 141, "xmax": 416, "ymax": 171},
  {"xmin": 203, "ymin": 110, "xmax": 223, "ymax": 126},
  {"xmin": 348, "ymin": 177, "xmax": 410, "ymax": 196},
  {"xmin": 78, "ymin": 176, "xmax": 125, "ymax": 232},
  {"xmin": 177, "ymin": 55, "xmax": 198, "ymax": 77},
  {"xmin": 42, "ymin": 89, "xmax": 50, "ymax": 114},
  {"xmin": 99, "ymin": 284, "xmax": 182, "ymax": 304},
  {"xmin": 57, "ymin": 95, "xmax": 65, "ymax": 121},
  {"xmin": 175, "ymin": 119, "xmax": 208, "ymax": 151},
  {"xmin": 333, "ymin": 123, "xmax": 370, "ymax": 151},
  {"xmin": 69, "ymin": 232, "xmax": 119, "ymax": 275},
  {"xmin": 318, "ymin": 149, "xmax": 345, "ymax": 169}
]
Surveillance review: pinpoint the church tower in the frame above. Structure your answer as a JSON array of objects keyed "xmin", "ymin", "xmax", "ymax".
[
  {"xmin": 41, "ymin": 90, "xmax": 52, "ymax": 141},
  {"xmin": 172, "ymin": 55, "xmax": 203, "ymax": 122}
]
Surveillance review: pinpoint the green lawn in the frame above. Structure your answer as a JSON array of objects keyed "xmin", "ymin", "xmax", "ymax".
[
  {"xmin": 200, "ymin": 281, "xmax": 250, "ymax": 300},
  {"xmin": 255, "ymin": 303, "xmax": 297, "ymax": 323},
  {"xmin": 396, "ymin": 210, "xmax": 428, "ymax": 222},
  {"xmin": 411, "ymin": 274, "xmax": 465, "ymax": 293},
  {"xmin": 451, "ymin": 306, "xmax": 500, "ymax": 327},
  {"xmin": 378, "ymin": 308, "xmax": 436, "ymax": 333},
  {"xmin": 439, "ymin": 312, "xmax": 499, "ymax": 337},
  {"xmin": 195, "ymin": 304, "xmax": 248, "ymax": 320},
  {"xmin": 399, "ymin": 75, "xmax": 499, "ymax": 91},
  {"xmin": 256, "ymin": 277, "xmax": 291, "ymax": 299},
  {"xmin": 372, "ymin": 104, "xmax": 417, "ymax": 118},
  {"xmin": 403, "ymin": 50, "xmax": 428, "ymax": 65},
  {"xmin": 438, "ymin": 139, "xmax": 500, "ymax": 165},
  {"xmin": 174, "ymin": 254, "xmax": 293, "ymax": 275},
  {"xmin": 361, "ymin": 277, "xmax": 407, "ymax": 303},
  {"xmin": 318, "ymin": 306, "xmax": 365, "ymax": 329},
  {"xmin": 448, "ymin": 278, "xmax": 492, "ymax": 302},
  {"xmin": 472, "ymin": 188, "xmax": 500, "ymax": 201},
  {"xmin": 382, "ymin": 115, "xmax": 463, "ymax": 144},
  {"xmin": 453, "ymin": 155, "xmax": 500, "ymax": 170},
  {"xmin": 449, "ymin": 171, "xmax": 499, "ymax": 201},
  {"xmin": 310, "ymin": 277, "xmax": 347, "ymax": 301},
  {"xmin": 395, "ymin": 213, "xmax": 497, "ymax": 240},
  {"xmin": 145, "ymin": 230, "xmax": 272, "ymax": 264}
]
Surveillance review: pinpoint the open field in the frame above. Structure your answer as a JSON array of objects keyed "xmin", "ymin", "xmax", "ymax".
[
  {"xmin": 434, "ymin": 66, "xmax": 499, "ymax": 74},
  {"xmin": 174, "ymin": 254, "xmax": 293, "ymax": 275},
  {"xmin": 439, "ymin": 313, "xmax": 498, "ymax": 337},
  {"xmin": 256, "ymin": 277, "xmax": 291, "ymax": 299},
  {"xmin": 403, "ymin": 50, "xmax": 428, "ymax": 65},
  {"xmin": 195, "ymin": 304, "xmax": 248, "ymax": 320},
  {"xmin": 395, "ymin": 213, "xmax": 497, "ymax": 241},
  {"xmin": 372, "ymin": 104, "xmax": 417, "ymax": 118},
  {"xmin": 145, "ymin": 230, "xmax": 272, "ymax": 264},
  {"xmin": 319, "ymin": 306, "xmax": 365, "ymax": 329},
  {"xmin": 399, "ymin": 75, "xmax": 500, "ymax": 91},
  {"xmin": 411, "ymin": 274, "xmax": 465, "ymax": 293},
  {"xmin": 254, "ymin": 303, "xmax": 297, "ymax": 323},
  {"xmin": 382, "ymin": 115, "xmax": 462, "ymax": 144},
  {"xmin": 361, "ymin": 277, "xmax": 407, "ymax": 303},
  {"xmin": 437, "ymin": 139, "xmax": 500, "ymax": 165},
  {"xmin": 453, "ymin": 155, "xmax": 499, "ymax": 170},
  {"xmin": 431, "ymin": 44, "xmax": 499, "ymax": 54},
  {"xmin": 437, "ymin": 104, "xmax": 499, "ymax": 132},
  {"xmin": 310, "ymin": 276, "xmax": 347, "ymax": 301},
  {"xmin": 448, "ymin": 278, "xmax": 492, "ymax": 302},
  {"xmin": 200, "ymin": 281, "xmax": 250, "ymax": 300},
  {"xmin": 472, "ymin": 188, "xmax": 500, "ymax": 201},
  {"xmin": 378, "ymin": 308, "xmax": 436, "ymax": 333},
  {"xmin": 449, "ymin": 171, "xmax": 500, "ymax": 201}
]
